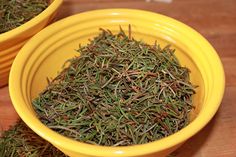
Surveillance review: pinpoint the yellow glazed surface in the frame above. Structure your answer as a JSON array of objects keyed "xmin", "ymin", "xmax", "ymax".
[
  {"xmin": 9, "ymin": 9, "xmax": 225, "ymax": 157},
  {"xmin": 0, "ymin": 0, "xmax": 62, "ymax": 87}
]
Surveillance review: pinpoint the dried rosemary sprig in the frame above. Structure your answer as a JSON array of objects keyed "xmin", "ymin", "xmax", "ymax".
[
  {"xmin": 33, "ymin": 27, "xmax": 196, "ymax": 146},
  {"xmin": 0, "ymin": 120, "xmax": 66, "ymax": 157},
  {"xmin": 0, "ymin": 0, "xmax": 48, "ymax": 33}
]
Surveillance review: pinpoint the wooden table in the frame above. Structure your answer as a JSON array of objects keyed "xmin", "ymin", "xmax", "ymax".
[{"xmin": 1, "ymin": 0, "xmax": 236, "ymax": 156}]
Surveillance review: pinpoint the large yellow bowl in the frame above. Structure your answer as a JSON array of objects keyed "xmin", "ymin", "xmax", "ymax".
[
  {"xmin": 9, "ymin": 9, "xmax": 225, "ymax": 157},
  {"xmin": 0, "ymin": 0, "xmax": 62, "ymax": 87}
]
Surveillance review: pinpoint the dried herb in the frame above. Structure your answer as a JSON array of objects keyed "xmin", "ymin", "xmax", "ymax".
[
  {"xmin": 0, "ymin": 0, "xmax": 49, "ymax": 34},
  {"xmin": 0, "ymin": 120, "xmax": 66, "ymax": 157},
  {"xmin": 33, "ymin": 27, "xmax": 196, "ymax": 146}
]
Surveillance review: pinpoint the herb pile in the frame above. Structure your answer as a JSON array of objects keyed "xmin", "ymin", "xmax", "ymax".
[
  {"xmin": 33, "ymin": 27, "xmax": 196, "ymax": 146},
  {"xmin": 0, "ymin": 120, "xmax": 66, "ymax": 157},
  {"xmin": 0, "ymin": 0, "xmax": 48, "ymax": 33}
]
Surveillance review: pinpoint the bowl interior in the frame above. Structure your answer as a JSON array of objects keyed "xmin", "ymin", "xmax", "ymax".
[
  {"xmin": 29, "ymin": 27, "xmax": 204, "ymax": 120},
  {"xmin": 10, "ymin": 9, "xmax": 224, "ymax": 157}
]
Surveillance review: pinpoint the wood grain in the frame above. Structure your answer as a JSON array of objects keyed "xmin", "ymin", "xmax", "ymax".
[{"xmin": 1, "ymin": 0, "xmax": 236, "ymax": 156}]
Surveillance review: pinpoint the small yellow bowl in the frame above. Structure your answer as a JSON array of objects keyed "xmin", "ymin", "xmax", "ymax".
[
  {"xmin": 9, "ymin": 9, "xmax": 225, "ymax": 157},
  {"xmin": 0, "ymin": 0, "xmax": 62, "ymax": 87}
]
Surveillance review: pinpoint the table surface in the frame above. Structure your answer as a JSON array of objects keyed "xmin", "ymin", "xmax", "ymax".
[{"xmin": 1, "ymin": 0, "xmax": 236, "ymax": 156}]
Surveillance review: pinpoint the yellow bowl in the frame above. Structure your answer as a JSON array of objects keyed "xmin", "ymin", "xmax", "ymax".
[
  {"xmin": 9, "ymin": 9, "xmax": 225, "ymax": 157},
  {"xmin": 0, "ymin": 0, "xmax": 63, "ymax": 87}
]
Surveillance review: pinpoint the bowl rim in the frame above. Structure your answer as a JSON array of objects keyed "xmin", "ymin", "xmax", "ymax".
[
  {"xmin": 9, "ymin": 9, "xmax": 225, "ymax": 156},
  {"xmin": 0, "ymin": 0, "xmax": 63, "ymax": 42}
]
